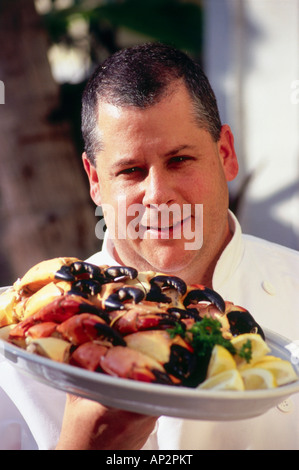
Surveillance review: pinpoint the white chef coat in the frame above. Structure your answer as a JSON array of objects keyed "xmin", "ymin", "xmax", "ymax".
[{"xmin": 1, "ymin": 211, "xmax": 299, "ymax": 450}]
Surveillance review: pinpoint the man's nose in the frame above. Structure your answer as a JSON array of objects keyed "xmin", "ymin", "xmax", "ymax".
[{"xmin": 142, "ymin": 168, "xmax": 176, "ymax": 207}]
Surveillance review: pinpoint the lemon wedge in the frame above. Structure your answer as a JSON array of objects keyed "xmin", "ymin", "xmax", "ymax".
[
  {"xmin": 237, "ymin": 355, "xmax": 282, "ymax": 371},
  {"xmin": 231, "ymin": 333, "xmax": 271, "ymax": 364},
  {"xmin": 240, "ymin": 367, "xmax": 277, "ymax": 390},
  {"xmin": 253, "ymin": 359, "xmax": 298, "ymax": 386},
  {"xmin": 199, "ymin": 369, "xmax": 245, "ymax": 391},
  {"xmin": 207, "ymin": 344, "xmax": 237, "ymax": 378}
]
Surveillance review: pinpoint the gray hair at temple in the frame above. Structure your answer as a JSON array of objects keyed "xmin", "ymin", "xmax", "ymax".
[{"xmin": 81, "ymin": 42, "xmax": 222, "ymax": 166}]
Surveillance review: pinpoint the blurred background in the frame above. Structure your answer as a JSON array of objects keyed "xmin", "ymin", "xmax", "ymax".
[{"xmin": 0, "ymin": 0, "xmax": 298, "ymax": 285}]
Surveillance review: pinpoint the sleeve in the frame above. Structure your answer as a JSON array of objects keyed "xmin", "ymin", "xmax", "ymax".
[{"xmin": 0, "ymin": 357, "xmax": 66, "ymax": 450}]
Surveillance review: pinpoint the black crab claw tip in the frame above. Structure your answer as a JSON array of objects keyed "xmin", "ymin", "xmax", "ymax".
[
  {"xmin": 150, "ymin": 275, "xmax": 187, "ymax": 297},
  {"xmin": 93, "ymin": 323, "xmax": 126, "ymax": 346},
  {"xmin": 104, "ymin": 266, "xmax": 138, "ymax": 282},
  {"xmin": 226, "ymin": 310, "xmax": 265, "ymax": 339},
  {"xmin": 183, "ymin": 286, "xmax": 226, "ymax": 313},
  {"xmin": 167, "ymin": 307, "xmax": 202, "ymax": 322},
  {"xmin": 104, "ymin": 296, "xmax": 125, "ymax": 311},
  {"xmin": 55, "ymin": 261, "xmax": 105, "ymax": 283},
  {"xmin": 76, "ymin": 302, "xmax": 110, "ymax": 323},
  {"xmin": 69, "ymin": 279, "xmax": 103, "ymax": 297},
  {"xmin": 164, "ymin": 344, "xmax": 198, "ymax": 383},
  {"xmin": 146, "ymin": 283, "xmax": 171, "ymax": 303},
  {"xmin": 104, "ymin": 286, "xmax": 145, "ymax": 311},
  {"xmin": 55, "ymin": 264, "xmax": 76, "ymax": 282},
  {"xmin": 118, "ymin": 286, "xmax": 145, "ymax": 303}
]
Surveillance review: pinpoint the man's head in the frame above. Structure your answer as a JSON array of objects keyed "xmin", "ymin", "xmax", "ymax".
[
  {"xmin": 81, "ymin": 42, "xmax": 238, "ymax": 285},
  {"xmin": 81, "ymin": 42, "xmax": 222, "ymax": 166}
]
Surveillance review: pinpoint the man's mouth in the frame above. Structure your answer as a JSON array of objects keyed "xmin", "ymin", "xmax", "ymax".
[{"xmin": 140, "ymin": 216, "xmax": 192, "ymax": 239}]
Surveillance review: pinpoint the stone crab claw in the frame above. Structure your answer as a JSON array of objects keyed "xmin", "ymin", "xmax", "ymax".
[
  {"xmin": 146, "ymin": 275, "xmax": 187, "ymax": 306},
  {"xmin": 69, "ymin": 342, "xmax": 110, "ymax": 371},
  {"xmin": 55, "ymin": 261, "xmax": 107, "ymax": 284},
  {"xmin": 25, "ymin": 313, "xmax": 126, "ymax": 366},
  {"xmin": 69, "ymin": 279, "xmax": 103, "ymax": 297},
  {"xmin": 124, "ymin": 330, "xmax": 201, "ymax": 386},
  {"xmin": 224, "ymin": 302, "xmax": 265, "ymax": 339},
  {"xmin": 104, "ymin": 286, "xmax": 146, "ymax": 311},
  {"xmin": 183, "ymin": 285, "xmax": 226, "ymax": 313},
  {"xmin": 0, "ymin": 287, "xmax": 19, "ymax": 327},
  {"xmin": 13, "ymin": 280, "xmax": 76, "ymax": 323},
  {"xmin": 104, "ymin": 266, "xmax": 138, "ymax": 282},
  {"xmin": 107, "ymin": 302, "xmax": 181, "ymax": 335},
  {"xmin": 8, "ymin": 294, "xmax": 107, "ymax": 340},
  {"xmin": 56, "ymin": 313, "xmax": 126, "ymax": 346},
  {"xmin": 98, "ymin": 345, "xmax": 174, "ymax": 384},
  {"xmin": 166, "ymin": 307, "xmax": 203, "ymax": 329},
  {"xmin": 13, "ymin": 257, "xmax": 80, "ymax": 295},
  {"xmin": 191, "ymin": 301, "xmax": 265, "ymax": 340}
]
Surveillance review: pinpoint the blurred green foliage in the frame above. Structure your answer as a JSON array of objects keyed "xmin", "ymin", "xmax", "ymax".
[
  {"xmin": 42, "ymin": 0, "xmax": 203, "ymax": 58},
  {"xmin": 43, "ymin": 0, "xmax": 203, "ymax": 155}
]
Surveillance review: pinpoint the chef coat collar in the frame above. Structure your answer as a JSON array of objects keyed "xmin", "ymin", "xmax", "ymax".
[{"xmin": 212, "ymin": 210, "xmax": 244, "ymax": 290}]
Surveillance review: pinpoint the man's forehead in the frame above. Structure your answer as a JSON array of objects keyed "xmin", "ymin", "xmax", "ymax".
[{"xmin": 96, "ymin": 81, "xmax": 191, "ymax": 116}]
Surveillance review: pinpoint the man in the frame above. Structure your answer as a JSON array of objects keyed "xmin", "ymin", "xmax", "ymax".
[
  {"xmin": 56, "ymin": 43, "xmax": 299, "ymax": 450},
  {"xmin": 57, "ymin": 41, "xmax": 239, "ymax": 450},
  {"xmin": 1, "ymin": 43, "xmax": 299, "ymax": 450}
]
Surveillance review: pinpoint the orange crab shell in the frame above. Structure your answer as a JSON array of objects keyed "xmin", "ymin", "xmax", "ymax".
[
  {"xmin": 13, "ymin": 257, "xmax": 80, "ymax": 295},
  {"xmin": 8, "ymin": 294, "xmax": 101, "ymax": 340},
  {"xmin": 56, "ymin": 313, "xmax": 108, "ymax": 345},
  {"xmin": 107, "ymin": 301, "xmax": 177, "ymax": 335},
  {"xmin": 98, "ymin": 345, "xmax": 168, "ymax": 383},
  {"xmin": 69, "ymin": 342, "xmax": 109, "ymax": 371}
]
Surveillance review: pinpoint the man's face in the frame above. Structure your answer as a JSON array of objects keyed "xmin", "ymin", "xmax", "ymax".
[{"xmin": 83, "ymin": 84, "xmax": 238, "ymax": 284}]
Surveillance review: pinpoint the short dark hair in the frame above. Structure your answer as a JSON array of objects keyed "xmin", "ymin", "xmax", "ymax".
[{"xmin": 81, "ymin": 42, "xmax": 222, "ymax": 165}]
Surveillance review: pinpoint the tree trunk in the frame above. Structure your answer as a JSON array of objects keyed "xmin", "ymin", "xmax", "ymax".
[{"xmin": 0, "ymin": 0, "xmax": 99, "ymax": 286}]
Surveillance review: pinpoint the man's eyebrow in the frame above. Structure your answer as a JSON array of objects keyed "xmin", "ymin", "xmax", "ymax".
[
  {"xmin": 110, "ymin": 158, "xmax": 140, "ymax": 171},
  {"xmin": 164, "ymin": 144, "xmax": 196, "ymax": 157}
]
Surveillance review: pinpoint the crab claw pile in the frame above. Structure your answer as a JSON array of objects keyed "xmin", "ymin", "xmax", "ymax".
[{"xmin": 0, "ymin": 257, "xmax": 265, "ymax": 387}]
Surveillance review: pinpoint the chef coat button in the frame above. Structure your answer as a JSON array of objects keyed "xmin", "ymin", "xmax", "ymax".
[
  {"xmin": 277, "ymin": 399, "xmax": 294, "ymax": 413},
  {"xmin": 262, "ymin": 280, "xmax": 276, "ymax": 295}
]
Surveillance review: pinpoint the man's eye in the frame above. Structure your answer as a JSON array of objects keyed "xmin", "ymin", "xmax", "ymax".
[
  {"xmin": 169, "ymin": 156, "xmax": 192, "ymax": 165},
  {"xmin": 119, "ymin": 167, "xmax": 142, "ymax": 176},
  {"xmin": 123, "ymin": 167, "xmax": 138, "ymax": 173}
]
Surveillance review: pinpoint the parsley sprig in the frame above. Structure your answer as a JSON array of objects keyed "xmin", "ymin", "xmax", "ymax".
[
  {"xmin": 237, "ymin": 339, "xmax": 252, "ymax": 363},
  {"xmin": 168, "ymin": 317, "xmax": 252, "ymax": 363}
]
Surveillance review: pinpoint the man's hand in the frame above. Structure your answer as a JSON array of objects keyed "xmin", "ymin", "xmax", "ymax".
[{"xmin": 56, "ymin": 394, "xmax": 158, "ymax": 450}]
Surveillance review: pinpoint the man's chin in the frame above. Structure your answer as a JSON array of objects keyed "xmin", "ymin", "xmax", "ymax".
[
  {"xmin": 113, "ymin": 237, "xmax": 200, "ymax": 275},
  {"xmin": 139, "ymin": 244, "xmax": 198, "ymax": 275}
]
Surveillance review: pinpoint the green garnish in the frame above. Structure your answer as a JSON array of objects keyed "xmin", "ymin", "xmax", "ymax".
[
  {"xmin": 237, "ymin": 339, "xmax": 252, "ymax": 363},
  {"xmin": 168, "ymin": 317, "xmax": 236, "ymax": 359},
  {"xmin": 167, "ymin": 317, "xmax": 253, "ymax": 363}
]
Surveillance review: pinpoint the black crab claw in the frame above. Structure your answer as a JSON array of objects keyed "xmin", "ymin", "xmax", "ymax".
[
  {"xmin": 104, "ymin": 286, "xmax": 145, "ymax": 311},
  {"xmin": 55, "ymin": 261, "xmax": 106, "ymax": 283},
  {"xmin": 226, "ymin": 309, "xmax": 265, "ymax": 339},
  {"xmin": 69, "ymin": 279, "xmax": 103, "ymax": 297},
  {"xmin": 151, "ymin": 312, "xmax": 185, "ymax": 329},
  {"xmin": 151, "ymin": 370, "xmax": 176, "ymax": 385},
  {"xmin": 146, "ymin": 275, "xmax": 187, "ymax": 303},
  {"xmin": 93, "ymin": 323, "xmax": 127, "ymax": 346},
  {"xmin": 183, "ymin": 286, "xmax": 226, "ymax": 313},
  {"xmin": 164, "ymin": 344, "xmax": 199, "ymax": 386},
  {"xmin": 167, "ymin": 307, "xmax": 202, "ymax": 322},
  {"xmin": 104, "ymin": 266, "xmax": 138, "ymax": 282}
]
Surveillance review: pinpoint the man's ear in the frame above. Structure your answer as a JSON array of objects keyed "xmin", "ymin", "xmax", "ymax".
[
  {"xmin": 82, "ymin": 152, "xmax": 102, "ymax": 206},
  {"xmin": 217, "ymin": 124, "xmax": 239, "ymax": 182}
]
